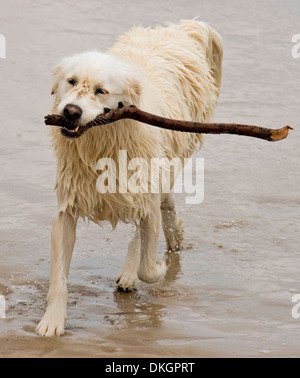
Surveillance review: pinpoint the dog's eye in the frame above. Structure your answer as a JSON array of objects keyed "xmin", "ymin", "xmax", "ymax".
[
  {"xmin": 68, "ymin": 79, "xmax": 77, "ymax": 86},
  {"xmin": 95, "ymin": 88, "xmax": 107, "ymax": 95}
]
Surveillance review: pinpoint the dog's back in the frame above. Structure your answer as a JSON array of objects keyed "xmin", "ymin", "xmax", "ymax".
[{"xmin": 109, "ymin": 20, "xmax": 223, "ymax": 159}]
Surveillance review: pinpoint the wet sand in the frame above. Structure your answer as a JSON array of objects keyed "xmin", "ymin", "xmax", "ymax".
[{"xmin": 0, "ymin": 0, "xmax": 300, "ymax": 358}]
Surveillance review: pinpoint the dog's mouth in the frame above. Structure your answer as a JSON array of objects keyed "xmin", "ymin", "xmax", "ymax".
[
  {"xmin": 60, "ymin": 122, "xmax": 85, "ymax": 139},
  {"xmin": 59, "ymin": 115, "xmax": 96, "ymax": 139},
  {"xmin": 59, "ymin": 107, "xmax": 112, "ymax": 139}
]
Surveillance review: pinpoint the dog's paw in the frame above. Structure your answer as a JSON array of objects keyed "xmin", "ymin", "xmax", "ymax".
[
  {"xmin": 116, "ymin": 272, "xmax": 138, "ymax": 292},
  {"xmin": 36, "ymin": 309, "xmax": 66, "ymax": 337},
  {"xmin": 138, "ymin": 260, "xmax": 167, "ymax": 283},
  {"xmin": 155, "ymin": 260, "xmax": 167, "ymax": 281},
  {"xmin": 166, "ymin": 218, "xmax": 184, "ymax": 251}
]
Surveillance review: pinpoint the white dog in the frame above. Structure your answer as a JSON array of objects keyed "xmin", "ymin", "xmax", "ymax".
[{"xmin": 37, "ymin": 20, "xmax": 223, "ymax": 337}]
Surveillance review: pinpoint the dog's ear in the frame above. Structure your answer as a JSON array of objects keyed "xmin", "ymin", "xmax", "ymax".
[
  {"xmin": 51, "ymin": 64, "xmax": 63, "ymax": 95},
  {"xmin": 51, "ymin": 55, "xmax": 72, "ymax": 95},
  {"xmin": 123, "ymin": 68, "xmax": 142, "ymax": 105}
]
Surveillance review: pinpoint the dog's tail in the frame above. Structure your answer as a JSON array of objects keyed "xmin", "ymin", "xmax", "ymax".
[{"xmin": 177, "ymin": 19, "xmax": 223, "ymax": 93}]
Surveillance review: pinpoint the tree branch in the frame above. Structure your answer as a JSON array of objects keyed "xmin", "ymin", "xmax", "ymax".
[{"xmin": 45, "ymin": 104, "xmax": 293, "ymax": 142}]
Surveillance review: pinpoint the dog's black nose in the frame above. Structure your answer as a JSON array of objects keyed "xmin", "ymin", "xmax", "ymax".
[{"xmin": 63, "ymin": 104, "xmax": 82, "ymax": 121}]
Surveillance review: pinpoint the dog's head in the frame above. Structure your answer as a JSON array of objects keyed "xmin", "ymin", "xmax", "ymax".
[{"xmin": 51, "ymin": 51, "xmax": 142, "ymax": 138}]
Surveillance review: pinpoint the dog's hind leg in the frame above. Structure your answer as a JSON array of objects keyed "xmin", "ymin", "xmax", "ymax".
[
  {"xmin": 137, "ymin": 195, "xmax": 167, "ymax": 283},
  {"xmin": 116, "ymin": 228, "xmax": 141, "ymax": 292},
  {"xmin": 37, "ymin": 211, "xmax": 78, "ymax": 337},
  {"xmin": 161, "ymin": 193, "xmax": 184, "ymax": 251}
]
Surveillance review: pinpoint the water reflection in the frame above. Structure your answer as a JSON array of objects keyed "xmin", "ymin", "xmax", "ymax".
[{"xmin": 106, "ymin": 250, "xmax": 183, "ymax": 329}]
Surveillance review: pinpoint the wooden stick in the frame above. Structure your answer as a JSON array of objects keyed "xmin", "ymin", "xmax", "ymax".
[{"xmin": 45, "ymin": 104, "xmax": 293, "ymax": 142}]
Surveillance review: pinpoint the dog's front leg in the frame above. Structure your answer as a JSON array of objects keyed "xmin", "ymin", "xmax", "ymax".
[
  {"xmin": 137, "ymin": 195, "xmax": 167, "ymax": 283},
  {"xmin": 117, "ymin": 228, "xmax": 141, "ymax": 292},
  {"xmin": 37, "ymin": 211, "xmax": 78, "ymax": 337}
]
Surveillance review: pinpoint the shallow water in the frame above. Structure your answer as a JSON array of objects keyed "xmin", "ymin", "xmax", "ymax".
[{"xmin": 0, "ymin": 0, "xmax": 300, "ymax": 358}]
